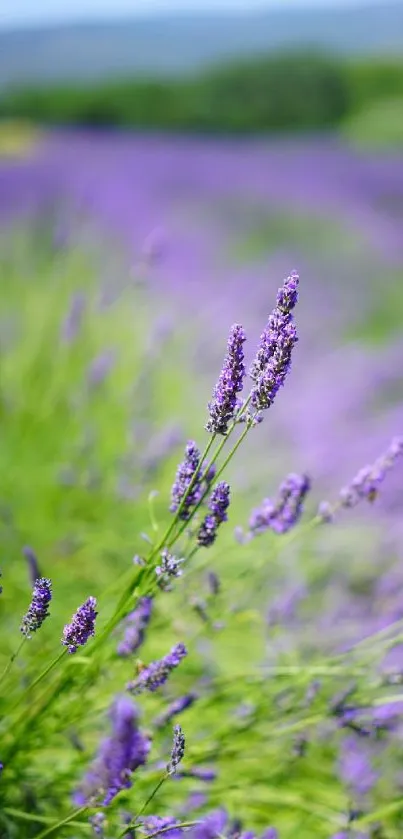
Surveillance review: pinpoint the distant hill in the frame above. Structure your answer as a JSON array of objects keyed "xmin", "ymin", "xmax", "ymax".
[{"xmin": 1, "ymin": 3, "xmax": 403, "ymax": 91}]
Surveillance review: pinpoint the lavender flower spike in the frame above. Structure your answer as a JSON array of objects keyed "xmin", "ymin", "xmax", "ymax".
[
  {"xmin": 167, "ymin": 724, "xmax": 185, "ymax": 775},
  {"xmin": 62, "ymin": 596, "xmax": 98, "ymax": 654},
  {"xmin": 250, "ymin": 271, "xmax": 299, "ymax": 413},
  {"xmin": 74, "ymin": 695, "xmax": 150, "ymax": 806},
  {"xmin": 170, "ymin": 441, "xmax": 202, "ymax": 521},
  {"xmin": 21, "ymin": 578, "xmax": 52, "ymax": 638},
  {"xmin": 198, "ymin": 482, "xmax": 231, "ymax": 547},
  {"xmin": 127, "ymin": 643, "xmax": 187, "ymax": 694},
  {"xmin": 339, "ymin": 436, "xmax": 403, "ymax": 508},
  {"xmin": 249, "ymin": 473, "xmax": 310, "ymax": 536},
  {"xmin": 206, "ymin": 324, "xmax": 246, "ymax": 435},
  {"xmin": 117, "ymin": 597, "xmax": 153, "ymax": 657},
  {"xmin": 22, "ymin": 546, "xmax": 41, "ymax": 586},
  {"xmin": 156, "ymin": 549, "xmax": 185, "ymax": 589},
  {"xmin": 154, "ymin": 693, "xmax": 198, "ymax": 728}
]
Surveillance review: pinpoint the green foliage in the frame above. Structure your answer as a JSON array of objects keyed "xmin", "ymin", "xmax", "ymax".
[{"xmin": 0, "ymin": 51, "xmax": 350, "ymax": 133}]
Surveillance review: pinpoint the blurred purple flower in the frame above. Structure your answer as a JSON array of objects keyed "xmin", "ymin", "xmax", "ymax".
[
  {"xmin": 154, "ymin": 693, "xmax": 198, "ymax": 728},
  {"xmin": 248, "ymin": 473, "xmax": 310, "ymax": 537},
  {"xmin": 87, "ymin": 350, "xmax": 116, "ymax": 388},
  {"xmin": 193, "ymin": 809, "xmax": 228, "ymax": 839},
  {"xmin": 74, "ymin": 695, "xmax": 150, "ymax": 806},
  {"xmin": 127, "ymin": 642, "xmax": 187, "ymax": 694},
  {"xmin": 339, "ymin": 736, "xmax": 379, "ymax": 796},
  {"xmin": 340, "ymin": 436, "xmax": 403, "ymax": 509},
  {"xmin": 61, "ymin": 292, "xmax": 86, "ymax": 344},
  {"xmin": 117, "ymin": 597, "xmax": 153, "ymax": 657}
]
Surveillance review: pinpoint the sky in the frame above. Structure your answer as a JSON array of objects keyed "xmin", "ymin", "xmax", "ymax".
[{"xmin": 0, "ymin": 0, "xmax": 390, "ymax": 30}]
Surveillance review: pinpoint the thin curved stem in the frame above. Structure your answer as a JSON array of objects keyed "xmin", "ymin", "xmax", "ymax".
[{"xmin": 0, "ymin": 636, "xmax": 26, "ymax": 686}]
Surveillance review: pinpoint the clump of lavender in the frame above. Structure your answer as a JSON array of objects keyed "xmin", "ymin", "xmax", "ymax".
[
  {"xmin": 318, "ymin": 436, "xmax": 403, "ymax": 520},
  {"xmin": 206, "ymin": 324, "xmax": 246, "ymax": 435},
  {"xmin": 127, "ymin": 643, "xmax": 187, "ymax": 694},
  {"xmin": 198, "ymin": 482, "xmax": 231, "ymax": 547},
  {"xmin": 170, "ymin": 441, "xmax": 202, "ymax": 521},
  {"xmin": 248, "ymin": 473, "xmax": 310, "ymax": 537},
  {"xmin": 250, "ymin": 271, "xmax": 299, "ymax": 414},
  {"xmin": 117, "ymin": 597, "xmax": 153, "ymax": 657},
  {"xmin": 62, "ymin": 596, "xmax": 98, "ymax": 654},
  {"xmin": 74, "ymin": 696, "xmax": 150, "ymax": 806},
  {"xmin": 156, "ymin": 549, "xmax": 185, "ymax": 589},
  {"xmin": 20, "ymin": 578, "xmax": 52, "ymax": 638},
  {"xmin": 167, "ymin": 724, "xmax": 185, "ymax": 775},
  {"xmin": 154, "ymin": 693, "xmax": 198, "ymax": 728}
]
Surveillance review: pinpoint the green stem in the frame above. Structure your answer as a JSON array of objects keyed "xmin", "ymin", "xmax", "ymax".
[
  {"xmin": 168, "ymin": 422, "xmax": 252, "ymax": 551},
  {"xmin": 34, "ymin": 806, "xmax": 87, "ymax": 839},
  {"xmin": 2, "ymin": 809, "xmax": 90, "ymax": 830},
  {"xmin": 144, "ymin": 822, "xmax": 201, "ymax": 839},
  {"xmin": 0, "ymin": 636, "xmax": 26, "ymax": 685},
  {"xmin": 11, "ymin": 649, "xmax": 66, "ymax": 714},
  {"xmin": 117, "ymin": 774, "xmax": 168, "ymax": 838}
]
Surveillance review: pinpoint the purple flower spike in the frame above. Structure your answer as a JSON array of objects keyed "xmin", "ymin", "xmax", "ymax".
[
  {"xmin": 250, "ymin": 272, "xmax": 299, "ymax": 414},
  {"xmin": 21, "ymin": 578, "xmax": 52, "ymax": 638},
  {"xmin": 154, "ymin": 693, "xmax": 198, "ymax": 728},
  {"xmin": 74, "ymin": 695, "xmax": 150, "ymax": 806},
  {"xmin": 117, "ymin": 597, "xmax": 153, "ymax": 657},
  {"xmin": 339, "ymin": 436, "xmax": 403, "ymax": 508},
  {"xmin": 127, "ymin": 643, "xmax": 187, "ymax": 694},
  {"xmin": 198, "ymin": 482, "xmax": 231, "ymax": 548},
  {"xmin": 206, "ymin": 324, "xmax": 246, "ymax": 435},
  {"xmin": 62, "ymin": 596, "xmax": 97, "ymax": 654},
  {"xmin": 261, "ymin": 830, "xmax": 278, "ymax": 839},
  {"xmin": 249, "ymin": 473, "xmax": 310, "ymax": 537},
  {"xmin": 167, "ymin": 724, "xmax": 185, "ymax": 775},
  {"xmin": 170, "ymin": 441, "xmax": 202, "ymax": 521}
]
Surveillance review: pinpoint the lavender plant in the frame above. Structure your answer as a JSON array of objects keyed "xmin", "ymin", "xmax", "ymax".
[{"xmin": 1, "ymin": 263, "xmax": 403, "ymax": 839}]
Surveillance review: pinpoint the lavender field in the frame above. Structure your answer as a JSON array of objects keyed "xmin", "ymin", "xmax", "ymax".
[{"xmin": 1, "ymin": 129, "xmax": 403, "ymax": 838}]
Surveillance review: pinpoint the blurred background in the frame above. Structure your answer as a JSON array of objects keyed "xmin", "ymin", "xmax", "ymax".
[{"xmin": 1, "ymin": 0, "xmax": 403, "ymax": 554}]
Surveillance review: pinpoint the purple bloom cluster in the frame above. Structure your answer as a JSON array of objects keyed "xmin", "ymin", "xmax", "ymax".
[
  {"xmin": 154, "ymin": 693, "xmax": 198, "ymax": 728},
  {"xmin": 20, "ymin": 577, "xmax": 52, "ymax": 638},
  {"xmin": 167, "ymin": 724, "xmax": 186, "ymax": 775},
  {"xmin": 250, "ymin": 271, "xmax": 299, "ymax": 413},
  {"xmin": 206, "ymin": 324, "xmax": 246, "ymax": 435},
  {"xmin": 74, "ymin": 695, "xmax": 150, "ymax": 806},
  {"xmin": 248, "ymin": 473, "xmax": 310, "ymax": 537},
  {"xmin": 170, "ymin": 441, "xmax": 202, "ymax": 521},
  {"xmin": 62, "ymin": 596, "xmax": 98, "ymax": 654},
  {"xmin": 117, "ymin": 597, "xmax": 153, "ymax": 657},
  {"xmin": 339, "ymin": 436, "xmax": 403, "ymax": 508},
  {"xmin": 198, "ymin": 481, "xmax": 231, "ymax": 547},
  {"xmin": 127, "ymin": 642, "xmax": 187, "ymax": 694}
]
